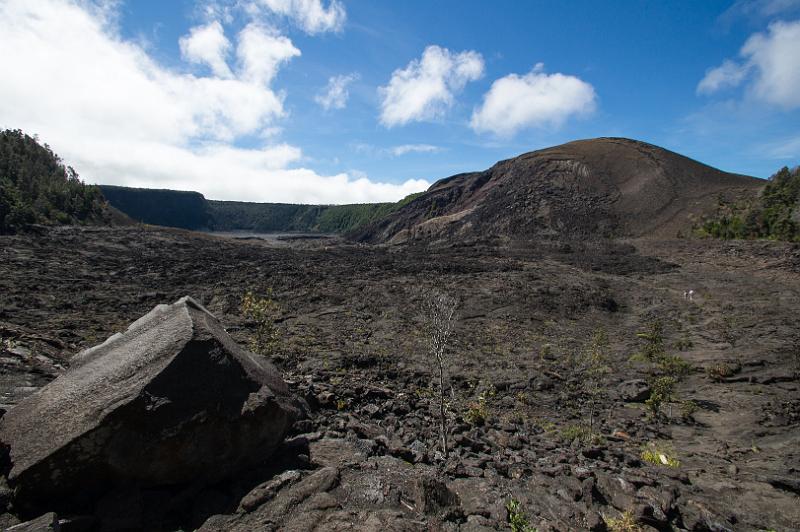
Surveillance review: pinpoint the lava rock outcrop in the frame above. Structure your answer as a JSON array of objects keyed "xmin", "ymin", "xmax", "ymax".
[{"xmin": 0, "ymin": 296, "xmax": 301, "ymax": 517}]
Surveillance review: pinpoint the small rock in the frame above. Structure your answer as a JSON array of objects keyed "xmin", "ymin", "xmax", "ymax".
[
  {"xmin": 311, "ymin": 438, "xmax": 368, "ymax": 467},
  {"xmin": 465, "ymin": 466, "xmax": 484, "ymax": 478},
  {"xmin": 556, "ymin": 488, "xmax": 572, "ymax": 501},
  {"xmin": 392, "ymin": 402, "xmax": 410, "ymax": 415},
  {"xmin": 636, "ymin": 485, "xmax": 675, "ymax": 525},
  {"xmin": 292, "ymin": 419, "xmax": 315, "ymax": 433},
  {"xmin": 461, "ymin": 514, "xmax": 498, "ymax": 532},
  {"xmin": 317, "ymin": 391, "xmax": 335, "ymax": 406},
  {"xmin": 581, "ymin": 477, "xmax": 597, "ymax": 503},
  {"xmin": 388, "ymin": 445, "xmax": 415, "ymax": 463},
  {"xmin": 507, "ymin": 434, "xmax": 524, "ymax": 450},
  {"xmin": 6, "ymin": 512, "xmax": 60, "ymax": 532},
  {"xmin": 296, "ymin": 431, "xmax": 323, "ymax": 443},
  {"xmin": 541, "ymin": 464, "xmax": 566, "ymax": 477},
  {"xmin": 534, "ymin": 377, "xmax": 554, "ymax": 391},
  {"xmin": 55, "ymin": 515, "xmax": 94, "ymax": 531},
  {"xmin": 610, "ymin": 429, "xmax": 631, "ymax": 441},
  {"xmin": 584, "ymin": 510, "xmax": 604, "ymax": 531},
  {"xmin": 239, "ymin": 470, "xmax": 302, "ymax": 512},
  {"xmin": 596, "ymin": 473, "xmax": 636, "ymax": 511},
  {"xmin": 412, "ymin": 476, "xmax": 459, "ymax": 514},
  {"xmin": 618, "ymin": 379, "xmax": 651, "ymax": 402},
  {"xmin": 304, "ymin": 491, "xmax": 338, "ymax": 511},
  {"xmin": 581, "ymin": 447, "xmax": 605, "ymax": 460},
  {"xmin": 0, "ymin": 513, "xmax": 21, "ymax": 530},
  {"xmin": 507, "ymin": 463, "xmax": 529, "ymax": 479},
  {"xmin": 8, "ymin": 346, "xmax": 31, "ymax": 358},
  {"xmin": 448, "ymin": 478, "xmax": 506, "ymax": 521},
  {"xmin": 361, "ymin": 404, "xmax": 381, "ymax": 418}
]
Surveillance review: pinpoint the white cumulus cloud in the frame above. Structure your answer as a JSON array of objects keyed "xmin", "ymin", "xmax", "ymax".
[
  {"xmin": 0, "ymin": 0, "xmax": 426, "ymax": 203},
  {"xmin": 697, "ymin": 60, "xmax": 751, "ymax": 94},
  {"xmin": 315, "ymin": 73, "xmax": 358, "ymax": 110},
  {"xmin": 698, "ymin": 19, "xmax": 800, "ymax": 109},
  {"xmin": 379, "ymin": 45, "xmax": 484, "ymax": 127},
  {"xmin": 247, "ymin": 0, "xmax": 346, "ymax": 34},
  {"xmin": 470, "ymin": 64, "xmax": 597, "ymax": 136},
  {"xmin": 179, "ymin": 20, "xmax": 233, "ymax": 78},
  {"xmin": 236, "ymin": 23, "xmax": 301, "ymax": 86}
]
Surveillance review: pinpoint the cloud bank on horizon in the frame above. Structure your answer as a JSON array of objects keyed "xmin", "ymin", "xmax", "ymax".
[
  {"xmin": 0, "ymin": 0, "xmax": 427, "ymax": 203},
  {"xmin": 0, "ymin": 0, "xmax": 798, "ymax": 202}
]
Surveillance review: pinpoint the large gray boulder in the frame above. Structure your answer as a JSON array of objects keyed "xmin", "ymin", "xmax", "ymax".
[{"xmin": 0, "ymin": 296, "xmax": 301, "ymax": 514}]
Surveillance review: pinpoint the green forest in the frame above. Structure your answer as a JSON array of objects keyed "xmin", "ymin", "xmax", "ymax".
[
  {"xmin": 0, "ymin": 128, "xmax": 424, "ymax": 236},
  {"xmin": 0, "ymin": 129, "xmax": 109, "ymax": 233},
  {"xmin": 99, "ymin": 185, "xmax": 424, "ymax": 234},
  {"xmin": 209, "ymin": 192, "xmax": 422, "ymax": 234},
  {"xmin": 697, "ymin": 166, "xmax": 800, "ymax": 241}
]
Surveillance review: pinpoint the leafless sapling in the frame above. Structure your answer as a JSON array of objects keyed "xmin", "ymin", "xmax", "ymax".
[
  {"xmin": 581, "ymin": 328, "xmax": 611, "ymax": 433},
  {"xmin": 420, "ymin": 289, "xmax": 458, "ymax": 458}
]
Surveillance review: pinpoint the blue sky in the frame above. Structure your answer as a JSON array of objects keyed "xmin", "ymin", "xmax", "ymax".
[{"xmin": 1, "ymin": 0, "xmax": 799, "ymax": 203}]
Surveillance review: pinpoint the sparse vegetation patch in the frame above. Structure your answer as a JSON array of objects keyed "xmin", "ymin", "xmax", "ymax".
[
  {"xmin": 605, "ymin": 510, "xmax": 645, "ymax": 532},
  {"xmin": 641, "ymin": 442, "xmax": 680, "ymax": 468},
  {"xmin": 241, "ymin": 289, "xmax": 281, "ymax": 356},
  {"xmin": 506, "ymin": 498, "xmax": 537, "ymax": 532}
]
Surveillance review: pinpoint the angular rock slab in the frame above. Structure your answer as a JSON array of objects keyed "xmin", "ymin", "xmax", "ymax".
[
  {"xmin": 0, "ymin": 296, "xmax": 301, "ymax": 514},
  {"xmin": 6, "ymin": 512, "xmax": 60, "ymax": 532}
]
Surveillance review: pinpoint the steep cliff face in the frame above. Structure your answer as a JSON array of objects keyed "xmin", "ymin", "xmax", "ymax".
[
  {"xmin": 99, "ymin": 186, "xmax": 420, "ymax": 233},
  {"xmin": 351, "ymin": 138, "xmax": 764, "ymax": 244},
  {"xmin": 99, "ymin": 185, "xmax": 212, "ymax": 230}
]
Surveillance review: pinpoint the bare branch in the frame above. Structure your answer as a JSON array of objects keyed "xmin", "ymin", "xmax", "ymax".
[{"xmin": 419, "ymin": 288, "xmax": 458, "ymax": 458}]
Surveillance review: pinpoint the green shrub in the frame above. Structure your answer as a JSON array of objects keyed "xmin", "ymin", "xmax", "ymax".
[
  {"xmin": 658, "ymin": 354, "xmax": 693, "ymax": 378},
  {"xmin": 605, "ymin": 510, "xmax": 644, "ymax": 532},
  {"xmin": 673, "ymin": 336, "xmax": 693, "ymax": 351},
  {"xmin": 465, "ymin": 386, "xmax": 495, "ymax": 425},
  {"xmin": 696, "ymin": 165, "xmax": 800, "ymax": 242},
  {"xmin": 705, "ymin": 361, "xmax": 741, "ymax": 382},
  {"xmin": 241, "ymin": 289, "xmax": 281, "ymax": 356},
  {"xmin": 641, "ymin": 442, "xmax": 680, "ymax": 468},
  {"xmin": 559, "ymin": 424, "xmax": 603, "ymax": 446},
  {"xmin": 634, "ymin": 320, "xmax": 692, "ymax": 376},
  {"xmin": 636, "ymin": 320, "xmax": 665, "ymax": 362},
  {"xmin": 578, "ymin": 328, "xmax": 612, "ymax": 431},
  {"xmin": 680, "ymin": 399, "xmax": 698, "ymax": 421},
  {"xmin": 645, "ymin": 376, "xmax": 676, "ymax": 419},
  {"xmin": 506, "ymin": 499, "xmax": 537, "ymax": 532}
]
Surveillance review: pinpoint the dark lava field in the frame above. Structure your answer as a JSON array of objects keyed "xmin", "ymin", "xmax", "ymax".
[{"xmin": 1, "ymin": 225, "xmax": 799, "ymax": 531}]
